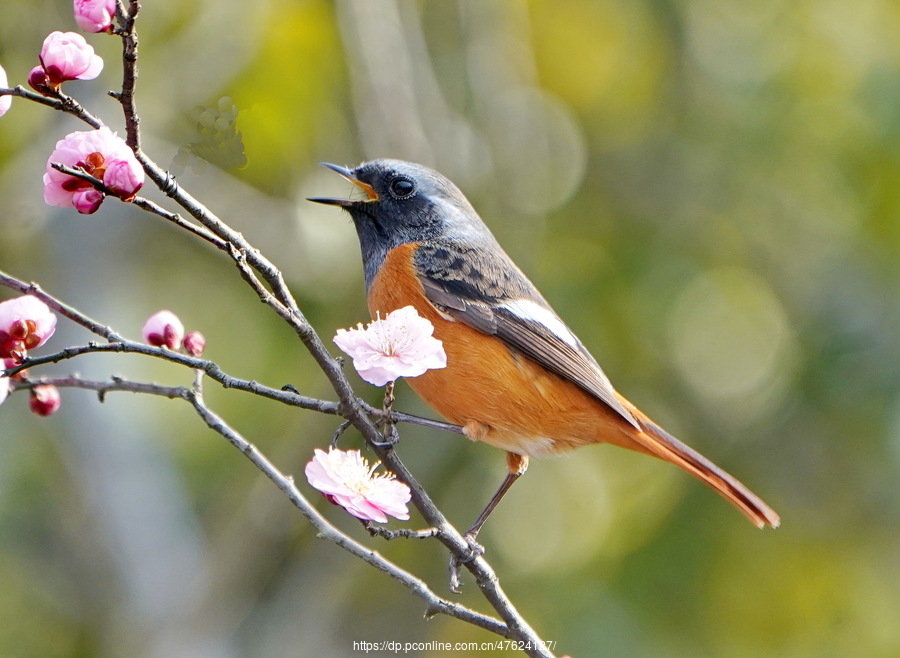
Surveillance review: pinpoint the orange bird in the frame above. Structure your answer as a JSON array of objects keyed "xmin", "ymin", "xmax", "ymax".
[{"xmin": 312, "ymin": 160, "xmax": 780, "ymax": 538}]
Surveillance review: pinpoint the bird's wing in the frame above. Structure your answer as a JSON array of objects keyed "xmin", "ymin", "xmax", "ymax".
[{"xmin": 414, "ymin": 243, "xmax": 639, "ymax": 428}]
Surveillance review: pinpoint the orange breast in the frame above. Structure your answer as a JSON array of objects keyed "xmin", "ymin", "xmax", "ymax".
[{"xmin": 368, "ymin": 243, "xmax": 637, "ymax": 458}]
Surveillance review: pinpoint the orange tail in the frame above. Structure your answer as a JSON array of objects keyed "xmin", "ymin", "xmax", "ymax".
[{"xmin": 618, "ymin": 397, "xmax": 780, "ymax": 529}]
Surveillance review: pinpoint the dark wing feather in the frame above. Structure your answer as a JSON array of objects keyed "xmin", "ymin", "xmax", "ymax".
[{"xmin": 415, "ymin": 244, "xmax": 639, "ymax": 429}]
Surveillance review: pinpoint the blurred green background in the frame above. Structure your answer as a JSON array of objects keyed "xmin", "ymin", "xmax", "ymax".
[{"xmin": 1, "ymin": 0, "xmax": 899, "ymax": 656}]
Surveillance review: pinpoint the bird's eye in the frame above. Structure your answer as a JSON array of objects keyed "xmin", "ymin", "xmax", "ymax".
[{"xmin": 389, "ymin": 177, "xmax": 416, "ymax": 199}]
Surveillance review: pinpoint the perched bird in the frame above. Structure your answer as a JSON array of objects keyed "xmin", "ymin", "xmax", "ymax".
[{"xmin": 311, "ymin": 159, "xmax": 780, "ymax": 537}]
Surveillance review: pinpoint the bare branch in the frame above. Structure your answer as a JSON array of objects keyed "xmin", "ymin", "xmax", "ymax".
[
  {"xmin": 0, "ymin": 86, "xmax": 104, "ymax": 128},
  {"xmin": 0, "ymin": 271, "xmax": 124, "ymax": 342},
  {"xmin": 130, "ymin": 196, "xmax": 228, "ymax": 248},
  {"xmin": 14, "ymin": 373, "xmax": 188, "ymax": 402}
]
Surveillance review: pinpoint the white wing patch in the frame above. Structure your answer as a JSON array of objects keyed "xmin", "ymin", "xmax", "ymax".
[{"xmin": 501, "ymin": 299, "xmax": 580, "ymax": 349}]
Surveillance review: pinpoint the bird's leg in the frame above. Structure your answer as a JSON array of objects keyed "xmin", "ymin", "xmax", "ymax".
[
  {"xmin": 371, "ymin": 381, "xmax": 399, "ymax": 447},
  {"xmin": 466, "ymin": 453, "xmax": 529, "ymax": 543},
  {"xmin": 449, "ymin": 453, "xmax": 529, "ymax": 592}
]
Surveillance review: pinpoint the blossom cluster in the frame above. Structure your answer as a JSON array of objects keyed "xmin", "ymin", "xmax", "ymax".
[
  {"xmin": 44, "ymin": 126, "xmax": 144, "ymax": 213},
  {"xmin": 0, "ymin": 296, "xmax": 60, "ymax": 415},
  {"xmin": 142, "ymin": 310, "xmax": 205, "ymax": 357},
  {"xmin": 0, "ymin": 2, "xmax": 452, "ymax": 537},
  {"xmin": 302, "ymin": 307, "xmax": 447, "ymax": 523},
  {"xmin": 0, "ymin": 2, "xmax": 143, "ymax": 213}
]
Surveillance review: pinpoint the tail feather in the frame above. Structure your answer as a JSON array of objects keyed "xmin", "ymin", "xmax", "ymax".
[{"xmin": 618, "ymin": 398, "xmax": 780, "ymax": 528}]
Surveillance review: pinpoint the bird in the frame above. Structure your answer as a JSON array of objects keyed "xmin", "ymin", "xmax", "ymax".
[{"xmin": 310, "ymin": 159, "xmax": 780, "ymax": 538}]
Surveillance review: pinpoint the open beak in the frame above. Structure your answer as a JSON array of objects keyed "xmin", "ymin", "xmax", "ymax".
[{"xmin": 308, "ymin": 163, "xmax": 378, "ymax": 207}]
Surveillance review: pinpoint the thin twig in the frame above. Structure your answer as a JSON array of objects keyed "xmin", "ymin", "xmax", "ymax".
[
  {"xmin": 130, "ymin": 196, "xmax": 227, "ymax": 248},
  {"xmin": 50, "ymin": 163, "xmax": 113, "ymax": 194},
  {"xmin": 0, "ymin": 86, "xmax": 104, "ymax": 128},
  {"xmin": 0, "ymin": 272, "xmax": 124, "ymax": 341}
]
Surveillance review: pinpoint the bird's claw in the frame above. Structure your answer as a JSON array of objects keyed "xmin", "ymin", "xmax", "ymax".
[
  {"xmin": 370, "ymin": 422, "xmax": 400, "ymax": 447},
  {"xmin": 448, "ymin": 533, "xmax": 485, "ymax": 593}
]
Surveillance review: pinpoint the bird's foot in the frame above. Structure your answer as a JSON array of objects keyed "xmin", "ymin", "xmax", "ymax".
[
  {"xmin": 448, "ymin": 533, "xmax": 485, "ymax": 593},
  {"xmin": 369, "ymin": 422, "xmax": 400, "ymax": 447}
]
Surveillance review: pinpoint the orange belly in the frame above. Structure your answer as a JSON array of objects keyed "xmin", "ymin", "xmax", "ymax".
[{"xmin": 368, "ymin": 243, "xmax": 636, "ymax": 458}]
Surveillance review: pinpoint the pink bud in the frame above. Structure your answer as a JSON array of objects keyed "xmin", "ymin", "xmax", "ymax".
[
  {"xmin": 30, "ymin": 384, "xmax": 61, "ymax": 416},
  {"xmin": 73, "ymin": 0, "xmax": 116, "ymax": 34},
  {"xmin": 0, "ymin": 64, "xmax": 11, "ymax": 118},
  {"xmin": 103, "ymin": 157, "xmax": 143, "ymax": 200},
  {"xmin": 72, "ymin": 187, "xmax": 104, "ymax": 214},
  {"xmin": 39, "ymin": 31, "xmax": 103, "ymax": 86},
  {"xmin": 142, "ymin": 310, "xmax": 185, "ymax": 349},
  {"xmin": 183, "ymin": 331, "xmax": 206, "ymax": 357},
  {"xmin": 43, "ymin": 127, "xmax": 143, "ymax": 212},
  {"xmin": 0, "ymin": 296, "xmax": 57, "ymax": 360},
  {"xmin": 27, "ymin": 65, "xmax": 54, "ymax": 96}
]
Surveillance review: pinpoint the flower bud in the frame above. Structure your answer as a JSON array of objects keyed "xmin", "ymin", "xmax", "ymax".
[
  {"xmin": 0, "ymin": 296, "xmax": 57, "ymax": 360},
  {"xmin": 183, "ymin": 331, "xmax": 206, "ymax": 357},
  {"xmin": 39, "ymin": 31, "xmax": 103, "ymax": 86},
  {"xmin": 73, "ymin": 0, "xmax": 117, "ymax": 34},
  {"xmin": 103, "ymin": 157, "xmax": 144, "ymax": 200},
  {"xmin": 72, "ymin": 187, "xmax": 104, "ymax": 214},
  {"xmin": 27, "ymin": 66, "xmax": 53, "ymax": 96},
  {"xmin": 142, "ymin": 310, "xmax": 185, "ymax": 349},
  {"xmin": 30, "ymin": 384, "xmax": 61, "ymax": 416}
]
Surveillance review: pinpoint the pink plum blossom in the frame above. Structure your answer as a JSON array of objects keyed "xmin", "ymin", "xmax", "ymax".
[
  {"xmin": 0, "ymin": 65, "xmax": 11, "ymax": 118},
  {"xmin": 305, "ymin": 448, "xmax": 411, "ymax": 523},
  {"xmin": 30, "ymin": 384, "xmax": 61, "ymax": 416},
  {"xmin": 0, "ymin": 296, "xmax": 58, "ymax": 361},
  {"xmin": 142, "ymin": 310, "xmax": 184, "ymax": 349},
  {"xmin": 39, "ymin": 31, "xmax": 103, "ymax": 86},
  {"xmin": 43, "ymin": 126, "xmax": 144, "ymax": 213},
  {"xmin": 333, "ymin": 306, "xmax": 447, "ymax": 386},
  {"xmin": 74, "ymin": 0, "xmax": 117, "ymax": 33}
]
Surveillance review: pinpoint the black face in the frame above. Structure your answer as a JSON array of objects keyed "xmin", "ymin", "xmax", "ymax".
[{"xmin": 310, "ymin": 159, "xmax": 455, "ymax": 290}]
